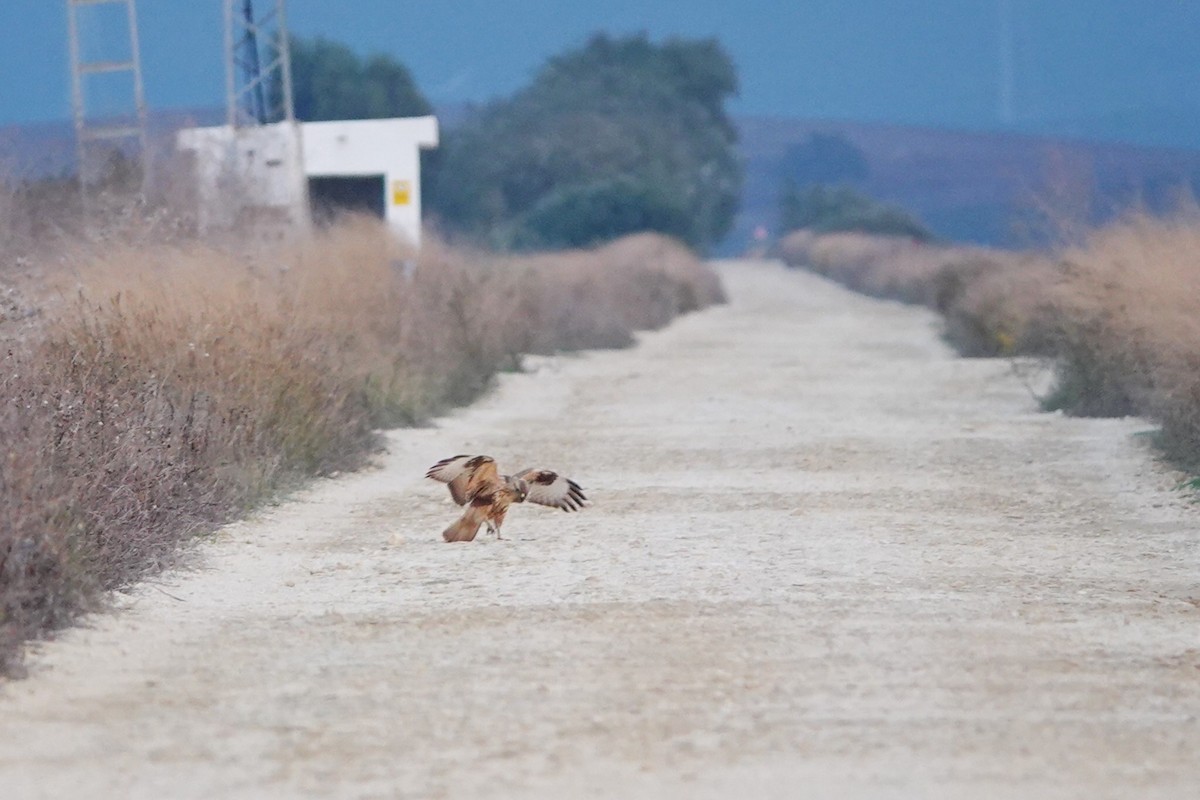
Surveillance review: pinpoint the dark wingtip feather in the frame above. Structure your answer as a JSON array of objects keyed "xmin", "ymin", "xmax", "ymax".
[
  {"xmin": 560, "ymin": 481, "xmax": 587, "ymax": 512},
  {"xmin": 425, "ymin": 454, "xmax": 475, "ymax": 479}
]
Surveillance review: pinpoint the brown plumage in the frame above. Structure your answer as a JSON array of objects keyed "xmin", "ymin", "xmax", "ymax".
[{"xmin": 425, "ymin": 454, "xmax": 587, "ymax": 542}]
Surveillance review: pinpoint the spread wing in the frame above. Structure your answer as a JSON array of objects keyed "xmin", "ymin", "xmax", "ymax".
[
  {"xmin": 514, "ymin": 469, "xmax": 587, "ymax": 512},
  {"xmin": 426, "ymin": 455, "xmax": 499, "ymax": 505}
]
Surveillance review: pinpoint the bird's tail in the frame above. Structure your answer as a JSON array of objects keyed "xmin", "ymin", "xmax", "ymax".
[{"xmin": 443, "ymin": 506, "xmax": 486, "ymax": 543}]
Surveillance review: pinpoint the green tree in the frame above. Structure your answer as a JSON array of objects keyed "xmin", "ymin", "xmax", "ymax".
[
  {"xmin": 287, "ymin": 36, "xmax": 431, "ymax": 121},
  {"xmin": 779, "ymin": 182, "xmax": 932, "ymax": 241},
  {"xmin": 511, "ymin": 177, "xmax": 694, "ymax": 250},
  {"xmin": 431, "ymin": 33, "xmax": 742, "ymax": 250}
]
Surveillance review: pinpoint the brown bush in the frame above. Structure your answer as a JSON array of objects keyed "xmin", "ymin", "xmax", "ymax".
[
  {"xmin": 1042, "ymin": 213, "xmax": 1200, "ymax": 457},
  {"xmin": 0, "ymin": 217, "xmax": 722, "ymax": 674},
  {"xmin": 936, "ymin": 254, "xmax": 1060, "ymax": 357},
  {"xmin": 510, "ymin": 232, "xmax": 726, "ymax": 352}
]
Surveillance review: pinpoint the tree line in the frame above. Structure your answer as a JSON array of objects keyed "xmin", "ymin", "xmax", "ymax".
[{"xmin": 286, "ymin": 33, "xmax": 933, "ymax": 248}]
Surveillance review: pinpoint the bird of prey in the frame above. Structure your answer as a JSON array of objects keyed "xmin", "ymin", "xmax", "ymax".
[{"xmin": 425, "ymin": 454, "xmax": 587, "ymax": 542}]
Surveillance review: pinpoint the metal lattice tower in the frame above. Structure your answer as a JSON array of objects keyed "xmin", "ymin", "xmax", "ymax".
[
  {"xmin": 225, "ymin": 0, "xmax": 295, "ymax": 127},
  {"xmin": 66, "ymin": 0, "xmax": 148, "ymax": 191}
]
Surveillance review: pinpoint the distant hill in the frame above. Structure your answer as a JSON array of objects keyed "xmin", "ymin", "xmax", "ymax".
[{"xmin": 733, "ymin": 115, "xmax": 1200, "ymax": 253}]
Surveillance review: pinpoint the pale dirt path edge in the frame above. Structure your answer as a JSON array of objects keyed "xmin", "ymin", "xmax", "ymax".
[{"xmin": 1, "ymin": 260, "xmax": 1198, "ymax": 800}]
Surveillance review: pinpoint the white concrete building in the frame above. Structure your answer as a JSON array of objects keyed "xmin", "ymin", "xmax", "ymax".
[
  {"xmin": 177, "ymin": 115, "xmax": 439, "ymax": 246},
  {"xmin": 176, "ymin": 121, "xmax": 310, "ymax": 237}
]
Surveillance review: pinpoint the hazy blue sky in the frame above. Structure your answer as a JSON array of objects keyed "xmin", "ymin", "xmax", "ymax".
[{"xmin": 1, "ymin": 1, "xmax": 1198, "ymax": 146}]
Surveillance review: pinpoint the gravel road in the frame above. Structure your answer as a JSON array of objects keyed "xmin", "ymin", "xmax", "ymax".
[{"xmin": 3, "ymin": 260, "xmax": 1199, "ymax": 799}]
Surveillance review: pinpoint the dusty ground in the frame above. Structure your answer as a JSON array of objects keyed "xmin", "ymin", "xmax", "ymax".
[{"xmin": 2, "ymin": 260, "xmax": 1199, "ymax": 799}]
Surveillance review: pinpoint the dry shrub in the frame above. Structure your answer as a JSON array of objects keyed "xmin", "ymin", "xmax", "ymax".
[
  {"xmin": 1, "ymin": 221, "xmax": 399, "ymax": 673},
  {"xmin": 935, "ymin": 254, "xmax": 1059, "ymax": 357},
  {"xmin": 0, "ymin": 218, "xmax": 722, "ymax": 673},
  {"xmin": 1042, "ymin": 212, "xmax": 1200, "ymax": 460},
  {"xmin": 509, "ymin": 232, "xmax": 726, "ymax": 351}
]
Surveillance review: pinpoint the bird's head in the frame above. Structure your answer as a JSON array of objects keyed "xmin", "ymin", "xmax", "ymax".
[{"xmin": 506, "ymin": 476, "xmax": 529, "ymax": 502}]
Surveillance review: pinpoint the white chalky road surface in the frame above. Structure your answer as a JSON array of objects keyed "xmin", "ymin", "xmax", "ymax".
[{"xmin": 3, "ymin": 260, "xmax": 1200, "ymax": 799}]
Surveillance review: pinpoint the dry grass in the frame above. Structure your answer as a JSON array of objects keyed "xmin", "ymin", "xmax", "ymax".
[{"xmin": 0, "ymin": 216, "xmax": 722, "ymax": 675}]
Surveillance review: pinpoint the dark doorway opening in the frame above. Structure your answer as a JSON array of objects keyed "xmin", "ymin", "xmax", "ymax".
[{"xmin": 308, "ymin": 175, "xmax": 385, "ymax": 226}]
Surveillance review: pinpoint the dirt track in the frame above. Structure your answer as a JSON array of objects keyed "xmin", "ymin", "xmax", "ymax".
[{"xmin": 3, "ymin": 260, "xmax": 1199, "ymax": 799}]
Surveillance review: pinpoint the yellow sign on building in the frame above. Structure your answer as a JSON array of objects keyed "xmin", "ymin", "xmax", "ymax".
[{"xmin": 391, "ymin": 179, "xmax": 412, "ymax": 206}]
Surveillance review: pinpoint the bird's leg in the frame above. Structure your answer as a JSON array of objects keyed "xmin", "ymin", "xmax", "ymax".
[{"xmin": 491, "ymin": 508, "xmax": 508, "ymax": 540}]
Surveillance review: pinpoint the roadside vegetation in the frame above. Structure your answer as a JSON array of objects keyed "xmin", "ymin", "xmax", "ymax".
[{"xmin": 776, "ymin": 207, "xmax": 1200, "ymax": 478}]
